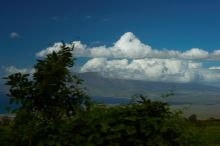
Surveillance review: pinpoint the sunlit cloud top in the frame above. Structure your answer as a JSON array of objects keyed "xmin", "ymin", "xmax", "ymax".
[
  {"xmin": 36, "ymin": 32, "xmax": 220, "ymax": 60},
  {"xmin": 34, "ymin": 32, "xmax": 220, "ymax": 84}
]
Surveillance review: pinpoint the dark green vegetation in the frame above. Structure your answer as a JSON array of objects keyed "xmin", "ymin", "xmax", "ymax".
[
  {"xmin": 0, "ymin": 44, "xmax": 219, "ymax": 146},
  {"xmin": 193, "ymin": 119, "xmax": 220, "ymax": 145}
]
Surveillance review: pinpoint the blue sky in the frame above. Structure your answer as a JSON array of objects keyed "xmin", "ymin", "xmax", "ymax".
[{"xmin": 1, "ymin": 0, "xmax": 220, "ymax": 84}]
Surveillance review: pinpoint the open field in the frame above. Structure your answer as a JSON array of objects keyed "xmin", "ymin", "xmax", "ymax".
[
  {"xmin": 192, "ymin": 120, "xmax": 220, "ymax": 145},
  {"xmin": 171, "ymin": 104, "xmax": 220, "ymax": 120}
]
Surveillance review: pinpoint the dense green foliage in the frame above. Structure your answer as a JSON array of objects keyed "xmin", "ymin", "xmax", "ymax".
[
  {"xmin": 0, "ymin": 43, "xmax": 209, "ymax": 145},
  {"xmin": 0, "ymin": 99, "xmax": 203, "ymax": 146},
  {"xmin": 64, "ymin": 99, "xmax": 202, "ymax": 146}
]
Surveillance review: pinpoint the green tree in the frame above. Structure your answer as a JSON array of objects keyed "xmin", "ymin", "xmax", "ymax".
[
  {"xmin": 3, "ymin": 43, "xmax": 91, "ymax": 146},
  {"xmin": 4, "ymin": 43, "xmax": 90, "ymax": 117}
]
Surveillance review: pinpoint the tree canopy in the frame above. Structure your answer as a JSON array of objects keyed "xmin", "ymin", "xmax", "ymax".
[{"xmin": 4, "ymin": 43, "xmax": 91, "ymax": 118}]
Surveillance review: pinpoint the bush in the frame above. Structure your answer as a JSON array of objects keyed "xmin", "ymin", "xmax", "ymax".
[{"xmin": 60, "ymin": 96, "xmax": 202, "ymax": 146}]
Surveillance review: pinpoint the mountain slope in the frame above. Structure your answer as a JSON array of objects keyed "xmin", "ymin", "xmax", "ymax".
[{"xmin": 79, "ymin": 72, "xmax": 220, "ymax": 105}]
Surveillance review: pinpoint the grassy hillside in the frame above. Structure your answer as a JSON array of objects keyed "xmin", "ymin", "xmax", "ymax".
[
  {"xmin": 79, "ymin": 72, "xmax": 220, "ymax": 104},
  {"xmin": 192, "ymin": 119, "xmax": 220, "ymax": 145}
]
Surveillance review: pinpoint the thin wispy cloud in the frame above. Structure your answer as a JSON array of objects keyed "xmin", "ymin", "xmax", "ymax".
[
  {"xmin": 102, "ymin": 18, "xmax": 110, "ymax": 22},
  {"xmin": 51, "ymin": 16, "xmax": 71, "ymax": 21},
  {"xmin": 3, "ymin": 66, "xmax": 35, "ymax": 75},
  {"xmin": 90, "ymin": 41, "xmax": 102, "ymax": 46},
  {"xmin": 85, "ymin": 15, "xmax": 92, "ymax": 19},
  {"xmin": 52, "ymin": 16, "xmax": 59, "ymax": 20},
  {"xmin": 9, "ymin": 32, "xmax": 20, "ymax": 39},
  {"xmin": 209, "ymin": 66, "xmax": 220, "ymax": 70}
]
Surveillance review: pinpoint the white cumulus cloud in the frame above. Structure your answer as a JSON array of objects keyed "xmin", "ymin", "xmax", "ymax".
[
  {"xmin": 111, "ymin": 32, "xmax": 153, "ymax": 58},
  {"xmin": 213, "ymin": 49, "xmax": 220, "ymax": 56},
  {"xmin": 36, "ymin": 32, "xmax": 220, "ymax": 60},
  {"xmin": 181, "ymin": 48, "xmax": 209, "ymax": 59},
  {"xmin": 34, "ymin": 32, "xmax": 220, "ymax": 84},
  {"xmin": 3, "ymin": 66, "xmax": 35, "ymax": 75},
  {"xmin": 36, "ymin": 41, "xmax": 88, "ymax": 58},
  {"xmin": 211, "ymin": 49, "xmax": 220, "ymax": 60},
  {"xmin": 80, "ymin": 58, "xmax": 220, "ymax": 83}
]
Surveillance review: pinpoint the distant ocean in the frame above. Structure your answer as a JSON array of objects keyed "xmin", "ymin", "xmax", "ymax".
[
  {"xmin": 0, "ymin": 93, "xmax": 11, "ymax": 114},
  {"xmin": 2, "ymin": 94, "xmax": 219, "ymax": 119},
  {"xmin": 93, "ymin": 96, "xmax": 131, "ymax": 104},
  {"xmin": 0, "ymin": 94, "xmax": 132, "ymax": 114},
  {"xmin": 1, "ymin": 94, "xmax": 194, "ymax": 114}
]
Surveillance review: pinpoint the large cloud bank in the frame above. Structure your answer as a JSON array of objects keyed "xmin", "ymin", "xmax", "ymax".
[
  {"xmin": 80, "ymin": 58, "xmax": 220, "ymax": 83},
  {"xmin": 34, "ymin": 32, "xmax": 220, "ymax": 83},
  {"xmin": 37, "ymin": 32, "xmax": 220, "ymax": 60}
]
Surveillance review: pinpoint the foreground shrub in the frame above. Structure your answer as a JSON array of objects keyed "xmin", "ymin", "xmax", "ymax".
[
  {"xmin": 0, "ymin": 96, "xmax": 202, "ymax": 146},
  {"xmin": 59, "ymin": 96, "xmax": 202, "ymax": 146}
]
